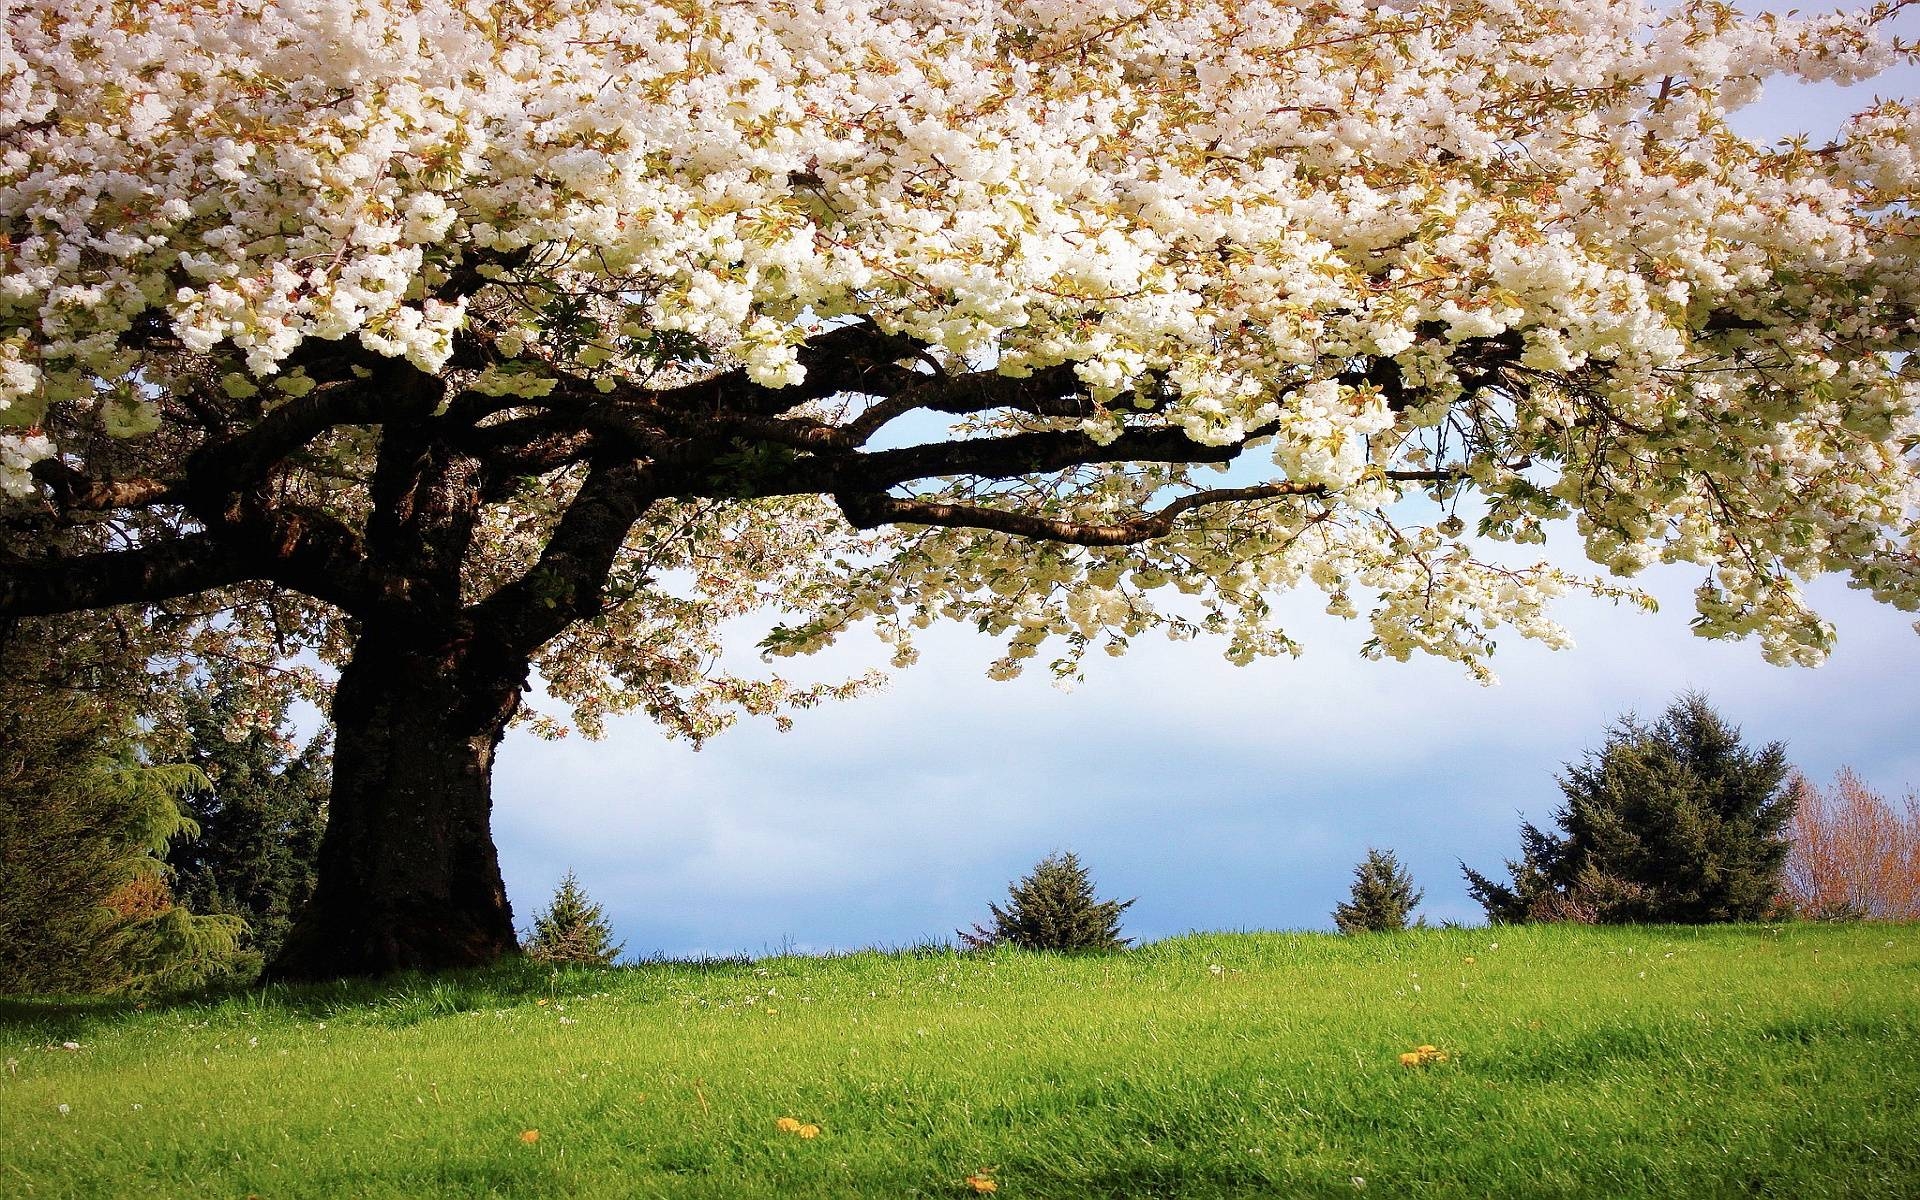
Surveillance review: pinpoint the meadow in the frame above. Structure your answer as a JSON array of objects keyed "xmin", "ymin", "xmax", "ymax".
[{"xmin": 3, "ymin": 923, "xmax": 1917, "ymax": 1199}]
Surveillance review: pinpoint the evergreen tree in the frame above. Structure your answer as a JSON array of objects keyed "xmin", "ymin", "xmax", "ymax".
[
  {"xmin": 0, "ymin": 623, "xmax": 247, "ymax": 995},
  {"xmin": 522, "ymin": 871, "xmax": 625, "ymax": 965},
  {"xmin": 1333, "ymin": 848, "xmax": 1424, "ymax": 933},
  {"xmin": 1464, "ymin": 692, "xmax": 1795, "ymax": 924},
  {"xmin": 162, "ymin": 664, "xmax": 329, "ymax": 966},
  {"xmin": 961, "ymin": 851, "xmax": 1134, "ymax": 952}
]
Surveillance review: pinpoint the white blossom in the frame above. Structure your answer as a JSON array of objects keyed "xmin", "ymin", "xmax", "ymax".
[{"xmin": 0, "ymin": 0, "xmax": 1914, "ymax": 716}]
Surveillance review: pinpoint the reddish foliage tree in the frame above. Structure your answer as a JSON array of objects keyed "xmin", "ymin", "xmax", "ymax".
[{"xmin": 1783, "ymin": 770, "xmax": 1920, "ymax": 921}]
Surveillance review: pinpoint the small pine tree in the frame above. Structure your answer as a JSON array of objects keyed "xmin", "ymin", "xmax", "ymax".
[
  {"xmin": 1332, "ymin": 848, "xmax": 1424, "ymax": 933},
  {"xmin": 522, "ymin": 870, "xmax": 624, "ymax": 966},
  {"xmin": 960, "ymin": 851, "xmax": 1134, "ymax": 952}
]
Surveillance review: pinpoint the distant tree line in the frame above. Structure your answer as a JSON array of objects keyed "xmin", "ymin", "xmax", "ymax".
[{"xmin": 1784, "ymin": 770, "xmax": 1920, "ymax": 921}]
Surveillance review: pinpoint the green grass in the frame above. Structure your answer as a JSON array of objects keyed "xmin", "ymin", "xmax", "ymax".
[{"xmin": 4, "ymin": 923, "xmax": 1918, "ymax": 1198}]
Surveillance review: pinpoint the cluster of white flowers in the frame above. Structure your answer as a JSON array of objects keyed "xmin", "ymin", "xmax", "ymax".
[
  {"xmin": 2, "ymin": 0, "xmax": 1915, "ymax": 691},
  {"xmin": 1269, "ymin": 380, "xmax": 1396, "ymax": 491},
  {"xmin": 0, "ymin": 427, "xmax": 51, "ymax": 498}
]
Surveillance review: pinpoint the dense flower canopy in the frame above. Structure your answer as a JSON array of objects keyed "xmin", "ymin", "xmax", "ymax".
[{"xmin": 3, "ymin": 0, "xmax": 1918, "ymax": 735}]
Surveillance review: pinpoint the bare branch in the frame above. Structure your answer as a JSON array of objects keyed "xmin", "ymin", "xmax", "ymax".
[{"xmin": 832, "ymin": 465, "xmax": 1511, "ymax": 546}]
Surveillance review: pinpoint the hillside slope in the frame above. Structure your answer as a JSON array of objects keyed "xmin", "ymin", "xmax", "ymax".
[{"xmin": 4, "ymin": 924, "xmax": 1917, "ymax": 1198}]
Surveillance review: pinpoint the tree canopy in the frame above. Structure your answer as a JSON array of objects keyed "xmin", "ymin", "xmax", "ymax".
[{"xmin": 1, "ymin": 0, "xmax": 1916, "ymax": 976}]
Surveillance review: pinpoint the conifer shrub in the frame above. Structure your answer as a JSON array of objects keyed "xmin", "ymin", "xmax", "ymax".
[
  {"xmin": 0, "ymin": 754, "xmax": 247, "ymax": 996},
  {"xmin": 1464, "ymin": 692, "xmax": 1795, "ymax": 924},
  {"xmin": 522, "ymin": 870, "xmax": 625, "ymax": 966},
  {"xmin": 0, "ymin": 617, "xmax": 257, "ymax": 994},
  {"xmin": 1332, "ymin": 848, "xmax": 1424, "ymax": 933},
  {"xmin": 960, "ymin": 851, "xmax": 1134, "ymax": 952}
]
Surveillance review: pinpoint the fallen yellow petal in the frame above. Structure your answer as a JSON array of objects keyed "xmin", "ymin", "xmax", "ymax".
[
  {"xmin": 1399, "ymin": 1052, "xmax": 1422, "ymax": 1067},
  {"xmin": 519, "ymin": 1129, "xmax": 540, "ymax": 1144},
  {"xmin": 966, "ymin": 1173, "xmax": 999, "ymax": 1193},
  {"xmin": 775, "ymin": 1117, "xmax": 802, "ymax": 1133},
  {"xmin": 797, "ymin": 1123, "xmax": 821, "ymax": 1139}
]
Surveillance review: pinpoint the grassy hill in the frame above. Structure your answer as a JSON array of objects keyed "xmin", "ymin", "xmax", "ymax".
[{"xmin": 4, "ymin": 923, "xmax": 1917, "ymax": 1198}]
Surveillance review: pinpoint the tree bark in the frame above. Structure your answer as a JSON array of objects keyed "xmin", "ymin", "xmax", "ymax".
[{"xmin": 269, "ymin": 624, "xmax": 527, "ymax": 980}]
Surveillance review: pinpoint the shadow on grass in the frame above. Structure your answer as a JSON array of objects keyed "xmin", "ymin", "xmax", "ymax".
[
  {"xmin": 0, "ymin": 954, "xmax": 708, "ymax": 1033},
  {"xmin": 0, "ymin": 995, "xmax": 147, "ymax": 1029},
  {"xmin": 0, "ymin": 940, "xmax": 994, "ymax": 1035}
]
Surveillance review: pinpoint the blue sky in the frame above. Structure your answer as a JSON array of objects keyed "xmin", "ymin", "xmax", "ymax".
[
  {"xmin": 492, "ymin": 42, "xmax": 1920, "ymax": 959},
  {"xmin": 493, "ymin": 562, "xmax": 1920, "ymax": 956}
]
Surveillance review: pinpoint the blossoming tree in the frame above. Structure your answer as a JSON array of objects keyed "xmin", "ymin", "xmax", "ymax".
[{"xmin": 2, "ymin": 0, "xmax": 1916, "ymax": 977}]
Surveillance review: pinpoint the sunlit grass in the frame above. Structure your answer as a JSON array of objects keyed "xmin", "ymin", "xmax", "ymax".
[{"xmin": 4, "ymin": 923, "xmax": 1917, "ymax": 1198}]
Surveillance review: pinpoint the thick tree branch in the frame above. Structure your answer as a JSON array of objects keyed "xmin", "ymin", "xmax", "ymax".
[
  {"xmin": 473, "ymin": 457, "xmax": 658, "ymax": 654},
  {"xmin": 240, "ymin": 504, "xmax": 377, "ymax": 614},
  {"xmin": 183, "ymin": 375, "xmax": 397, "ymax": 495},
  {"xmin": 547, "ymin": 319, "xmax": 925, "ymax": 426},
  {"xmin": 834, "ymin": 422, "xmax": 1283, "ymax": 494},
  {"xmin": 460, "ymin": 421, "xmax": 598, "ymax": 500},
  {"xmin": 0, "ymin": 533, "xmax": 252, "ymax": 617},
  {"xmin": 532, "ymin": 336, "xmax": 1116, "ymax": 466},
  {"xmin": 161, "ymin": 366, "xmax": 439, "ymax": 616},
  {"xmin": 509, "ymin": 430, "xmax": 599, "ymax": 479},
  {"xmin": 838, "ymin": 363, "xmax": 1096, "ymax": 443},
  {"xmin": 178, "ymin": 358, "xmax": 444, "ymax": 535}
]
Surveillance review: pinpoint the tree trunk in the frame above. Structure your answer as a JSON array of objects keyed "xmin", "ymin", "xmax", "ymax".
[{"xmin": 269, "ymin": 625, "xmax": 527, "ymax": 980}]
